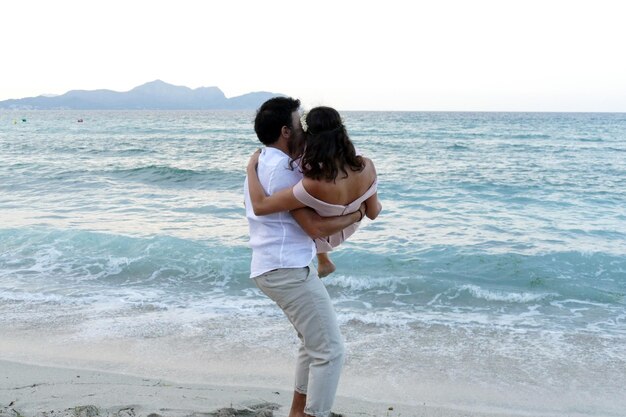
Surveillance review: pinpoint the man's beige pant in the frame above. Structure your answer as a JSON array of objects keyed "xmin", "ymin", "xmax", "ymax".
[{"xmin": 254, "ymin": 264, "xmax": 345, "ymax": 417}]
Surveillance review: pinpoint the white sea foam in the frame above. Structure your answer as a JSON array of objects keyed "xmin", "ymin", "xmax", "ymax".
[
  {"xmin": 324, "ymin": 274, "xmax": 412, "ymax": 292},
  {"xmin": 0, "ymin": 288, "xmax": 67, "ymax": 304},
  {"xmin": 456, "ymin": 284, "xmax": 556, "ymax": 303}
]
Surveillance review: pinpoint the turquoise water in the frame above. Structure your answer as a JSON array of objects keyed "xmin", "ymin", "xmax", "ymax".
[{"xmin": 1, "ymin": 110, "xmax": 625, "ymax": 414}]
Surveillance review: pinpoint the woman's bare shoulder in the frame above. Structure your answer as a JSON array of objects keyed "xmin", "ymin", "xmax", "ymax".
[
  {"xmin": 360, "ymin": 157, "xmax": 377, "ymax": 180},
  {"xmin": 302, "ymin": 176, "xmax": 324, "ymax": 193},
  {"xmin": 361, "ymin": 156, "xmax": 376, "ymax": 168}
]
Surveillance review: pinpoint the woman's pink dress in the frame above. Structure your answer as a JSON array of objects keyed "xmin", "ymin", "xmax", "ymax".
[{"xmin": 292, "ymin": 179, "xmax": 378, "ymax": 253}]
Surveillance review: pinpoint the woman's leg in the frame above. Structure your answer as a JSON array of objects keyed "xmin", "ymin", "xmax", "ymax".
[{"xmin": 316, "ymin": 252, "xmax": 336, "ymax": 278}]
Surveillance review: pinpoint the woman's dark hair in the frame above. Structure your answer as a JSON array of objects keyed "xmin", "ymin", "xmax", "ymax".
[
  {"xmin": 301, "ymin": 106, "xmax": 364, "ymax": 181},
  {"xmin": 254, "ymin": 97, "xmax": 300, "ymax": 145}
]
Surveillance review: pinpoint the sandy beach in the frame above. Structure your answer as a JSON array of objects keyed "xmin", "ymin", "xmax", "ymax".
[{"xmin": 0, "ymin": 359, "xmax": 551, "ymax": 417}]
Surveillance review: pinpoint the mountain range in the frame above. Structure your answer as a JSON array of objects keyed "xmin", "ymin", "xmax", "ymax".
[{"xmin": 0, "ymin": 80, "xmax": 282, "ymax": 110}]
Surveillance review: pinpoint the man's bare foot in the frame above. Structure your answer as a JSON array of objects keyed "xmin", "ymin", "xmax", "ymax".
[{"xmin": 289, "ymin": 391, "xmax": 306, "ymax": 417}]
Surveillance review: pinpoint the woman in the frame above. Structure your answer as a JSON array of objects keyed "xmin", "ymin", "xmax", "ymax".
[{"xmin": 247, "ymin": 106, "xmax": 382, "ymax": 277}]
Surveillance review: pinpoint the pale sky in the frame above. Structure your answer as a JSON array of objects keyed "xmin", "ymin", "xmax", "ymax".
[{"xmin": 1, "ymin": 0, "xmax": 625, "ymax": 111}]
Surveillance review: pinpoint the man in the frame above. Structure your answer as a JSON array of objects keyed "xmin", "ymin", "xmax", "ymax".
[{"xmin": 244, "ymin": 97, "xmax": 363, "ymax": 417}]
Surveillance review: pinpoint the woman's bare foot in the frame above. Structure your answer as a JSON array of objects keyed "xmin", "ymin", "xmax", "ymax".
[{"xmin": 317, "ymin": 252, "xmax": 336, "ymax": 278}]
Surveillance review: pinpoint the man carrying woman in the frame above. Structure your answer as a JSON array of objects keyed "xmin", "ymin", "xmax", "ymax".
[{"xmin": 244, "ymin": 97, "xmax": 381, "ymax": 417}]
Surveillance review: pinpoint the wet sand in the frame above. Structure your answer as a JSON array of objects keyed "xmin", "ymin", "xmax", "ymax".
[{"xmin": 0, "ymin": 360, "xmax": 539, "ymax": 417}]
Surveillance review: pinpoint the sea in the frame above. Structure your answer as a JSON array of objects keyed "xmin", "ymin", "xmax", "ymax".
[{"xmin": 1, "ymin": 110, "xmax": 625, "ymax": 416}]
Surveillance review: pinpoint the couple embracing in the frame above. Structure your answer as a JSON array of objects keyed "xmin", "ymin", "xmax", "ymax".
[{"xmin": 244, "ymin": 97, "xmax": 381, "ymax": 417}]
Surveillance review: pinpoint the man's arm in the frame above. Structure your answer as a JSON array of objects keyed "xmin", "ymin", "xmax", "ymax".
[{"xmin": 291, "ymin": 203, "xmax": 366, "ymax": 239}]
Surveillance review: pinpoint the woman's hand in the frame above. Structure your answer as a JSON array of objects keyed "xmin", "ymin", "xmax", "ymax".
[
  {"xmin": 245, "ymin": 147, "xmax": 306, "ymax": 216},
  {"xmin": 247, "ymin": 149, "xmax": 261, "ymax": 171}
]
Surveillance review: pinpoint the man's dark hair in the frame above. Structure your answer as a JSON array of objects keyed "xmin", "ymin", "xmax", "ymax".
[{"xmin": 254, "ymin": 97, "xmax": 301, "ymax": 145}]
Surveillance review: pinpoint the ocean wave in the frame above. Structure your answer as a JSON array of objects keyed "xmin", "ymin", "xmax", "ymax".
[
  {"xmin": 578, "ymin": 137, "xmax": 604, "ymax": 142},
  {"xmin": 340, "ymin": 309, "xmax": 416, "ymax": 328},
  {"xmin": 117, "ymin": 147, "xmax": 156, "ymax": 155},
  {"xmin": 6, "ymin": 228, "xmax": 623, "ymax": 292},
  {"xmin": 2, "ymin": 227, "xmax": 625, "ymax": 336},
  {"xmin": 455, "ymin": 284, "xmax": 556, "ymax": 303},
  {"xmin": 99, "ymin": 164, "xmax": 245, "ymax": 190},
  {"xmin": 332, "ymin": 247, "xmax": 626, "ymax": 303},
  {"xmin": 111, "ymin": 165, "xmax": 218, "ymax": 183},
  {"xmin": 0, "ymin": 288, "xmax": 68, "ymax": 305},
  {"xmin": 0, "ymin": 228, "xmax": 250, "ymax": 292},
  {"xmin": 325, "ymin": 274, "xmax": 411, "ymax": 292},
  {"xmin": 509, "ymin": 133, "xmax": 551, "ymax": 139},
  {"xmin": 447, "ymin": 143, "xmax": 469, "ymax": 150}
]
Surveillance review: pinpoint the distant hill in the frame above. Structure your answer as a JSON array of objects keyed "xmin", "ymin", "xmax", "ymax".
[{"xmin": 0, "ymin": 80, "xmax": 283, "ymax": 110}]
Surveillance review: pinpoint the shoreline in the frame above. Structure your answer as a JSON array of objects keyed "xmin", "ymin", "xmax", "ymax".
[
  {"xmin": 0, "ymin": 359, "xmax": 563, "ymax": 417},
  {"xmin": 1, "ymin": 323, "xmax": 624, "ymax": 417}
]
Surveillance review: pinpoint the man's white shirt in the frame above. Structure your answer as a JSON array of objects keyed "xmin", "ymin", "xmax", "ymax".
[{"xmin": 244, "ymin": 147, "xmax": 316, "ymax": 278}]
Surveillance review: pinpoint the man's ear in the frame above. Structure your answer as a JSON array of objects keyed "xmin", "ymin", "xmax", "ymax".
[{"xmin": 281, "ymin": 126, "xmax": 291, "ymax": 138}]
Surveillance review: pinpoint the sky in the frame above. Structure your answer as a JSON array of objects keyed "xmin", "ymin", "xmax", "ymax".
[{"xmin": 1, "ymin": 0, "xmax": 625, "ymax": 111}]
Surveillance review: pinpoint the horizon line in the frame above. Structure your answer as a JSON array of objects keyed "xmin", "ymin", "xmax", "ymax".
[{"xmin": 1, "ymin": 109, "xmax": 625, "ymax": 114}]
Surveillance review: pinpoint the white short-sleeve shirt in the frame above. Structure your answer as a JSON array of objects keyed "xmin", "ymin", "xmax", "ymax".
[{"xmin": 244, "ymin": 147, "xmax": 316, "ymax": 278}]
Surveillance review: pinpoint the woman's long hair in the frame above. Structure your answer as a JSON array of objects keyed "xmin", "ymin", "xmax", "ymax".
[{"xmin": 301, "ymin": 107, "xmax": 364, "ymax": 181}]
